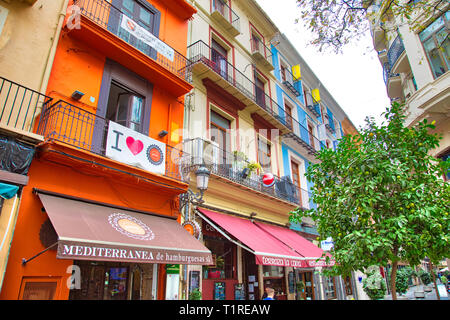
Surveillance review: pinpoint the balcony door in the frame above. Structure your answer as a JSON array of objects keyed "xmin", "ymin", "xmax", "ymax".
[
  {"xmin": 254, "ymin": 75, "xmax": 266, "ymax": 109},
  {"xmin": 93, "ymin": 60, "xmax": 153, "ymax": 154},
  {"xmin": 213, "ymin": 0, "xmax": 227, "ymax": 16},
  {"xmin": 210, "ymin": 110, "xmax": 231, "ymax": 171},
  {"xmin": 307, "ymin": 122, "xmax": 315, "ymax": 149},
  {"xmin": 108, "ymin": 0, "xmax": 161, "ymax": 59},
  {"xmin": 291, "ymin": 160, "xmax": 302, "ymax": 205},
  {"xmin": 284, "ymin": 102, "xmax": 293, "ymax": 129}
]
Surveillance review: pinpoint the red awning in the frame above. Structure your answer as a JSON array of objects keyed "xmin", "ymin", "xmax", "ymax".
[
  {"xmin": 197, "ymin": 208, "xmax": 306, "ymax": 267},
  {"xmin": 38, "ymin": 192, "xmax": 212, "ymax": 265},
  {"xmin": 254, "ymin": 222, "xmax": 334, "ymax": 268}
]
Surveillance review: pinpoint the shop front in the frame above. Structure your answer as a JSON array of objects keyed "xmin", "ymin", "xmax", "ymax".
[{"xmin": 195, "ymin": 207, "xmax": 332, "ymax": 300}]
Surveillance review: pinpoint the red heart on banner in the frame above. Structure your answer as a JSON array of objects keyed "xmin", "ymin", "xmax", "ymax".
[{"xmin": 126, "ymin": 136, "xmax": 144, "ymax": 155}]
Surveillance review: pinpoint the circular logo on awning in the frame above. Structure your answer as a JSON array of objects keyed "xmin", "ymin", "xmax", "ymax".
[{"xmin": 108, "ymin": 213, "xmax": 155, "ymax": 241}]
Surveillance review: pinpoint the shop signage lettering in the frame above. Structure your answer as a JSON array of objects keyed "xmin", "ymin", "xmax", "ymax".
[
  {"xmin": 105, "ymin": 121, "xmax": 166, "ymax": 175},
  {"xmin": 59, "ymin": 244, "xmax": 212, "ymax": 265}
]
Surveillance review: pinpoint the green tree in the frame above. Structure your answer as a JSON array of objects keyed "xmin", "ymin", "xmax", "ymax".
[
  {"xmin": 295, "ymin": 0, "xmax": 448, "ymax": 52},
  {"xmin": 290, "ymin": 102, "xmax": 450, "ymax": 300}
]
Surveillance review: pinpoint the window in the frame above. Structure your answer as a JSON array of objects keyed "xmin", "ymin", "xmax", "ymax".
[
  {"xmin": 251, "ymin": 33, "xmax": 264, "ymax": 55},
  {"xmin": 257, "ymin": 136, "xmax": 271, "ymax": 172},
  {"xmin": 213, "ymin": 0, "xmax": 227, "ymax": 16},
  {"xmin": 210, "ymin": 109, "xmax": 231, "ymax": 167},
  {"xmin": 324, "ymin": 276, "xmax": 337, "ymax": 300},
  {"xmin": 110, "ymin": 0, "xmax": 161, "ymax": 58},
  {"xmin": 203, "ymin": 237, "xmax": 235, "ymax": 279},
  {"xmin": 106, "ymin": 81, "xmax": 145, "ymax": 133},
  {"xmin": 438, "ymin": 149, "xmax": 450, "ymax": 181},
  {"xmin": 211, "ymin": 39, "xmax": 228, "ymax": 79},
  {"xmin": 291, "ymin": 160, "xmax": 303, "ymax": 204},
  {"xmin": 419, "ymin": 12, "xmax": 449, "ymax": 78},
  {"xmin": 284, "ymin": 101, "xmax": 293, "ymax": 129},
  {"xmin": 19, "ymin": 278, "xmax": 59, "ymax": 300},
  {"xmin": 254, "ymin": 74, "xmax": 266, "ymax": 108},
  {"xmin": 307, "ymin": 122, "xmax": 315, "ymax": 149},
  {"xmin": 344, "ymin": 276, "xmax": 353, "ymax": 296}
]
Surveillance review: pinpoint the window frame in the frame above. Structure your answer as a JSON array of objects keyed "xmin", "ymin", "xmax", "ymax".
[{"xmin": 419, "ymin": 13, "xmax": 449, "ymax": 79}]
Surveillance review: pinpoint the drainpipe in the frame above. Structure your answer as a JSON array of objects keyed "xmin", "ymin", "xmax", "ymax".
[{"xmin": 39, "ymin": 0, "xmax": 70, "ymax": 95}]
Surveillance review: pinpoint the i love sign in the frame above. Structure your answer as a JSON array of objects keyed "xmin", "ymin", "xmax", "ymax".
[{"xmin": 105, "ymin": 121, "xmax": 166, "ymax": 175}]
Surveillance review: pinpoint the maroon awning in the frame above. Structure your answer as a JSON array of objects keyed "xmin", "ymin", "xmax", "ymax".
[{"xmin": 38, "ymin": 193, "xmax": 212, "ymax": 265}]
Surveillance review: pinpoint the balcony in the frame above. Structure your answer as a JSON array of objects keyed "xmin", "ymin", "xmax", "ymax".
[
  {"xmin": 0, "ymin": 76, "xmax": 52, "ymax": 142},
  {"xmin": 183, "ymin": 138, "xmax": 312, "ymax": 209},
  {"xmin": 188, "ymin": 40, "xmax": 292, "ymax": 134},
  {"xmin": 36, "ymin": 100, "xmax": 191, "ymax": 183},
  {"xmin": 387, "ymin": 35, "xmax": 408, "ymax": 74},
  {"xmin": 280, "ymin": 68, "xmax": 301, "ymax": 97},
  {"xmin": 210, "ymin": 0, "xmax": 240, "ymax": 37},
  {"xmin": 250, "ymin": 37, "xmax": 274, "ymax": 71},
  {"xmin": 70, "ymin": 0, "xmax": 192, "ymax": 97},
  {"xmin": 283, "ymin": 116, "xmax": 324, "ymax": 159}
]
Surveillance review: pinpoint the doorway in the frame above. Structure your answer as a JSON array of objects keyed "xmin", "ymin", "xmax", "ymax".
[{"xmin": 297, "ymin": 271, "xmax": 315, "ymax": 300}]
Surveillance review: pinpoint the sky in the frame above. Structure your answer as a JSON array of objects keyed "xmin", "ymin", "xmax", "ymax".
[{"xmin": 255, "ymin": 0, "xmax": 391, "ymax": 129}]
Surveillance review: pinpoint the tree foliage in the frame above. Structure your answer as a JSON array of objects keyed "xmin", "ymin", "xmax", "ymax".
[
  {"xmin": 295, "ymin": 0, "xmax": 449, "ymax": 52},
  {"xmin": 290, "ymin": 102, "xmax": 450, "ymax": 299}
]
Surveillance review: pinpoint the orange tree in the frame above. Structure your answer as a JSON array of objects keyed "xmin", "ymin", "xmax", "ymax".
[{"xmin": 290, "ymin": 102, "xmax": 450, "ymax": 300}]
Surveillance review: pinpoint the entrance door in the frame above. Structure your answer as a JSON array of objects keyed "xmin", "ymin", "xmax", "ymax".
[
  {"xmin": 242, "ymin": 249, "xmax": 259, "ymax": 300},
  {"xmin": 298, "ymin": 271, "xmax": 315, "ymax": 300}
]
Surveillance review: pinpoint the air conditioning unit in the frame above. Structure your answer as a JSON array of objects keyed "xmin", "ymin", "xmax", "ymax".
[{"xmin": 190, "ymin": 138, "xmax": 219, "ymax": 166}]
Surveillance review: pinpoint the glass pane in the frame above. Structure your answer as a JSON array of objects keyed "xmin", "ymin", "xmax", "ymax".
[
  {"xmin": 436, "ymin": 28, "xmax": 450, "ymax": 70},
  {"xmin": 103, "ymin": 267, "xmax": 128, "ymax": 300},
  {"xmin": 139, "ymin": 8, "xmax": 152, "ymax": 25},
  {"xmin": 419, "ymin": 16, "xmax": 444, "ymax": 41},
  {"xmin": 424, "ymin": 38, "xmax": 446, "ymax": 78},
  {"xmin": 116, "ymin": 94, "xmax": 130, "ymax": 126},
  {"xmin": 130, "ymin": 95, "xmax": 143, "ymax": 124},
  {"xmin": 122, "ymin": 0, "xmax": 135, "ymax": 13},
  {"xmin": 22, "ymin": 282, "xmax": 57, "ymax": 300}
]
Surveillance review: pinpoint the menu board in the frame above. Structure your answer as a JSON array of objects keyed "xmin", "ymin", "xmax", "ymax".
[
  {"xmin": 288, "ymin": 271, "xmax": 295, "ymax": 294},
  {"xmin": 235, "ymin": 284, "xmax": 245, "ymax": 300},
  {"xmin": 214, "ymin": 282, "xmax": 225, "ymax": 300}
]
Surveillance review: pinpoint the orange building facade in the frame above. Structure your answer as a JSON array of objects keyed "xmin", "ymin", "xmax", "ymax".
[{"xmin": 0, "ymin": 0, "xmax": 214, "ymax": 300}]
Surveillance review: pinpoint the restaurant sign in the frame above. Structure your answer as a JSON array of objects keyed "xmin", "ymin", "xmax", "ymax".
[
  {"xmin": 57, "ymin": 242, "xmax": 212, "ymax": 265},
  {"xmin": 255, "ymin": 255, "xmax": 335, "ymax": 268}
]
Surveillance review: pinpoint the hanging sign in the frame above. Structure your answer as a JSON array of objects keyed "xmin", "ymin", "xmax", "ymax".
[
  {"xmin": 106, "ymin": 121, "xmax": 166, "ymax": 175},
  {"xmin": 120, "ymin": 14, "xmax": 174, "ymax": 61},
  {"xmin": 182, "ymin": 220, "xmax": 201, "ymax": 239}
]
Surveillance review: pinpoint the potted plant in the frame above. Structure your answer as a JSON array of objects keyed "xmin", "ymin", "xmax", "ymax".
[
  {"xmin": 362, "ymin": 266, "xmax": 387, "ymax": 300},
  {"xmin": 189, "ymin": 288, "xmax": 202, "ymax": 300},
  {"xmin": 296, "ymin": 281, "xmax": 305, "ymax": 300},
  {"xmin": 395, "ymin": 268, "xmax": 410, "ymax": 300},
  {"xmin": 418, "ymin": 269, "xmax": 432, "ymax": 292},
  {"xmin": 245, "ymin": 162, "xmax": 262, "ymax": 175}
]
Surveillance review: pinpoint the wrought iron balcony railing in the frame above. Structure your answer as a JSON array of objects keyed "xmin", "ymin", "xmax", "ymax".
[
  {"xmin": 37, "ymin": 100, "xmax": 191, "ymax": 183},
  {"xmin": 183, "ymin": 138, "xmax": 312, "ymax": 208},
  {"xmin": 211, "ymin": 0, "xmax": 240, "ymax": 34},
  {"xmin": 0, "ymin": 76, "xmax": 53, "ymax": 134},
  {"xmin": 73, "ymin": 0, "xmax": 192, "ymax": 82}
]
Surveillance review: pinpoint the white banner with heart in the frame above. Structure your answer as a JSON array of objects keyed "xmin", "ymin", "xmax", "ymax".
[{"xmin": 105, "ymin": 121, "xmax": 166, "ymax": 175}]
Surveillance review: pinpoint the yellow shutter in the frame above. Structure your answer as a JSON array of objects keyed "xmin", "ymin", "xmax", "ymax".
[
  {"xmin": 312, "ymin": 88, "xmax": 321, "ymax": 103},
  {"xmin": 292, "ymin": 65, "xmax": 301, "ymax": 81}
]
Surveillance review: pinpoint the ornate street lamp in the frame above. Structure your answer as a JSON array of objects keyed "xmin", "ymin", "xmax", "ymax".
[{"xmin": 180, "ymin": 165, "xmax": 210, "ymax": 206}]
